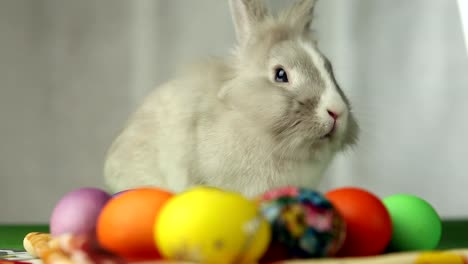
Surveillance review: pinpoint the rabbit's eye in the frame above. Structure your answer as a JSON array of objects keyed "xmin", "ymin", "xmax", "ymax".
[{"xmin": 274, "ymin": 68, "xmax": 289, "ymax": 83}]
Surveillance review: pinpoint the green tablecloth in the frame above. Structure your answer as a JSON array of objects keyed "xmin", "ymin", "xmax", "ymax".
[
  {"xmin": 0, "ymin": 220, "xmax": 466, "ymax": 250},
  {"xmin": 0, "ymin": 225, "xmax": 49, "ymax": 249}
]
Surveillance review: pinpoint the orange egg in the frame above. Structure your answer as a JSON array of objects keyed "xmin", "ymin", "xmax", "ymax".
[{"xmin": 96, "ymin": 187, "xmax": 173, "ymax": 261}]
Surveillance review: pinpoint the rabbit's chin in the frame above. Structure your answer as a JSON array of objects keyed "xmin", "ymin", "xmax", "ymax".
[
  {"xmin": 297, "ymin": 121, "xmax": 358, "ymax": 159},
  {"xmin": 313, "ymin": 136, "xmax": 344, "ymax": 154},
  {"xmin": 270, "ymin": 135, "xmax": 342, "ymax": 163},
  {"xmin": 272, "ymin": 121, "xmax": 346, "ymax": 155}
]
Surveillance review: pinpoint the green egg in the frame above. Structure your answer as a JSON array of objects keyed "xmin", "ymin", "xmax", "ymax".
[{"xmin": 383, "ymin": 194, "xmax": 442, "ymax": 252}]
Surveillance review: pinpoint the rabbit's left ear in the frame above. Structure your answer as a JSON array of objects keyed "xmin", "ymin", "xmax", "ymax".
[
  {"xmin": 282, "ymin": 0, "xmax": 318, "ymax": 32},
  {"xmin": 229, "ymin": 0, "xmax": 268, "ymax": 46}
]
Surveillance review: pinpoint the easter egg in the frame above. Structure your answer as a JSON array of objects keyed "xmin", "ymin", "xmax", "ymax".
[
  {"xmin": 383, "ymin": 194, "xmax": 442, "ymax": 251},
  {"xmin": 257, "ymin": 186, "xmax": 346, "ymax": 262},
  {"xmin": 50, "ymin": 187, "xmax": 111, "ymax": 237},
  {"xmin": 155, "ymin": 186, "xmax": 271, "ymax": 264},
  {"xmin": 325, "ymin": 187, "xmax": 392, "ymax": 257},
  {"xmin": 96, "ymin": 187, "xmax": 174, "ymax": 261}
]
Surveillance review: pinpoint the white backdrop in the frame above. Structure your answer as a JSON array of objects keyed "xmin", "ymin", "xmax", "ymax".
[{"xmin": 1, "ymin": 0, "xmax": 467, "ymax": 223}]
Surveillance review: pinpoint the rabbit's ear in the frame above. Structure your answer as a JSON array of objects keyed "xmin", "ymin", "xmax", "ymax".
[
  {"xmin": 282, "ymin": 0, "xmax": 318, "ymax": 32},
  {"xmin": 229, "ymin": 0, "xmax": 267, "ymax": 46}
]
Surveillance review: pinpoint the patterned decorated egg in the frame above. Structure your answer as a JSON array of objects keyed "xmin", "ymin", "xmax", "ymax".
[{"xmin": 257, "ymin": 186, "xmax": 346, "ymax": 262}]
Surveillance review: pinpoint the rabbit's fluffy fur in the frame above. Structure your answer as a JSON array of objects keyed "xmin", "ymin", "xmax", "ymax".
[{"xmin": 104, "ymin": 0, "xmax": 359, "ymax": 197}]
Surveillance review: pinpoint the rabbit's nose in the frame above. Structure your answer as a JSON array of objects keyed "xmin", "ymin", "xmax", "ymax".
[{"xmin": 327, "ymin": 110, "xmax": 339, "ymax": 120}]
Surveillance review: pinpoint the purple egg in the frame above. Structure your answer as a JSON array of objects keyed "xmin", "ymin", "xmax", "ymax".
[{"xmin": 50, "ymin": 187, "xmax": 111, "ymax": 237}]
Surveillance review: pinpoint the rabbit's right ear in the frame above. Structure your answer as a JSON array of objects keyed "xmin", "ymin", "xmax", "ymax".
[
  {"xmin": 281, "ymin": 0, "xmax": 318, "ymax": 33},
  {"xmin": 229, "ymin": 0, "xmax": 267, "ymax": 46}
]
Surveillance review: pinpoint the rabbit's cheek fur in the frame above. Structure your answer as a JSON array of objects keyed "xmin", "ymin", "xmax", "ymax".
[
  {"xmin": 279, "ymin": 90, "xmax": 351, "ymax": 156},
  {"xmin": 220, "ymin": 78, "xmax": 290, "ymax": 130}
]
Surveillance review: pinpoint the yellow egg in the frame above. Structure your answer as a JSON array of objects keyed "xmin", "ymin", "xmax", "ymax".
[{"xmin": 154, "ymin": 186, "xmax": 271, "ymax": 264}]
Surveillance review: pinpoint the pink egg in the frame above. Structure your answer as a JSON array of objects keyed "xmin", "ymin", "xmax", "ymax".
[{"xmin": 50, "ymin": 187, "xmax": 111, "ymax": 236}]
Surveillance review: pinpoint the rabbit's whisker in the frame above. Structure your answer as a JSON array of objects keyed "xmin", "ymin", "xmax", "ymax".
[{"xmin": 291, "ymin": 120, "xmax": 302, "ymax": 128}]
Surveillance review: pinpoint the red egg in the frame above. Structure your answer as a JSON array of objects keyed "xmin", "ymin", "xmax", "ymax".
[{"xmin": 325, "ymin": 187, "xmax": 392, "ymax": 257}]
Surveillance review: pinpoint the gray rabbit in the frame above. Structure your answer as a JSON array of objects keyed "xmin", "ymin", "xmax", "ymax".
[{"xmin": 104, "ymin": 0, "xmax": 359, "ymax": 197}]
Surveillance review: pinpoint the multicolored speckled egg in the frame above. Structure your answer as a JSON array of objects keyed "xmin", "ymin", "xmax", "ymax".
[{"xmin": 257, "ymin": 186, "xmax": 346, "ymax": 261}]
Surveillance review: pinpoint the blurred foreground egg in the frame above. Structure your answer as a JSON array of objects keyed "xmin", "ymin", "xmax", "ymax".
[
  {"xmin": 325, "ymin": 187, "xmax": 392, "ymax": 257},
  {"xmin": 383, "ymin": 194, "xmax": 442, "ymax": 251},
  {"xmin": 155, "ymin": 186, "xmax": 271, "ymax": 264},
  {"xmin": 50, "ymin": 187, "xmax": 111, "ymax": 237},
  {"xmin": 257, "ymin": 186, "xmax": 346, "ymax": 262},
  {"xmin": 96, "ymin": 187, "xmax": 174, "ymax": 261}
]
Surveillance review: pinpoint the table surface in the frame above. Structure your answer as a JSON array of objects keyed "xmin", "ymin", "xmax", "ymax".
[{"xmin": 0, "ymin": 220, "xmax": 467, "ymax": 250}]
